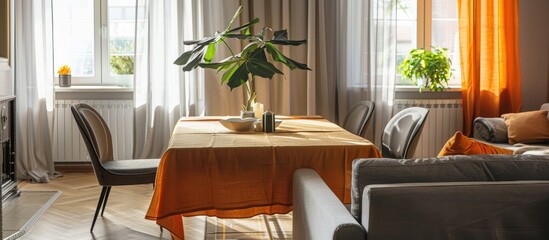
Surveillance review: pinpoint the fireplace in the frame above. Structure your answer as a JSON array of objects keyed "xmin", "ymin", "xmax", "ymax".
[{"xmin": 1, "ymin": 95, "xmax": 17, "ymax": 206}]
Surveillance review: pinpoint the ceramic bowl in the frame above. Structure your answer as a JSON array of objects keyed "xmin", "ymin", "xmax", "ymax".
[
  {"xmin": 254, "ymin": 119, "xmax": 283, "ymax": 132},
  {"xmin": 219, "ymin": 117, "xmax": 257, "ymax": 131}
]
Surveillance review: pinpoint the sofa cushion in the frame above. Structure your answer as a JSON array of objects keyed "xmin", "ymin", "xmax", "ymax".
[
  {"xmin": 438, "ymin": 131, "xmax": 513, "ymax": 157},
  {"xmin": 473, "ymin": 117, "xmax": 508, "ymax": 143},
  {"xmin": 350, "ymin": 154, "xmax": 549, "ymax": 220},
  {"xmin": 102, "ymin": 158, "xmax": 160, "ymax": 174},
  {"xmin": 362, "ymin": 181, "xmax": 549, "ymax": 240},
  {"xmin": 502, "ymin": 110, "xmax": 549, "ymax": 144}
]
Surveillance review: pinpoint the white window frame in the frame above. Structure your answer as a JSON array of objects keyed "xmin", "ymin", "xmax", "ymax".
[
  {"xmin": 100, "ymin": 0, "xmax": 134, "ymax": 86},
  {"xmin": 100, "ymin": 0, "xmax": 110, "ymax": 85},
  {"xmin": 53, "ymin": 0, "xmax": 135, "ymax": 87},
  {"xmin": 396, "ymin": 0, "xmax": 460, "ymax": 89},
  {"xmin": 417, "ymin": 0, "xmax": 431, "ymax": 50}
]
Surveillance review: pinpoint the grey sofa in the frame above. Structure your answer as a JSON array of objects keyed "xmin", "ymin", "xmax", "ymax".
[{"xmin": 293, "ymin": 154, "xmax": 549, "ymax": 240}]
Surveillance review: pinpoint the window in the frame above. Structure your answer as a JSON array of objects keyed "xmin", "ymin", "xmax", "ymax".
[
  {"xmin": 396, "ymin": 0, "xmax": 461, "ymax": 86},
  {"xmin": 53, "ymin": 0, "xmax": 141, "ymax": 87}
]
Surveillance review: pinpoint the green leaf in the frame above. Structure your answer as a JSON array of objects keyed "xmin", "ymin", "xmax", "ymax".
[
  {"xmin": 182, "ymin": 52, "xmax": 204, "ymax": 71},
  {"xmin": 185, "ymin": 36, "xmax": 215, "ymax": 46},
  {"xmin": 174, "ymin": 50, "xmax": 194, "ymax": 65},
  {"xmin": 270, "ymin": 29, "xmax": 307, "ymax": 46},
  {"xmin": 221, "ymin": 63, "xmax": 239, "ymax": 84},
  {"xmin": 183, "ymin": 39, "xmax": 201, "ymax": 45},
  {"xmin": 265, "ymin": 42, "xmax": 294, "ymax": 68},
  {"xmin": 240, "ymin": 43, "xmax": 259, "ymax": 58},
  {"xmin": 219, "ymin": 56, "xmax": 242, "ymax": 64},
  {"xmin": 248, "ymin": 48, "xmax": 286, "ymax": 75},
  {"xmin": 204, "ymin": 43, "xmax": 217, "ymax": 63},
  {"xmin": 199, "ymin": 58, "xmax": 241, "ymax": 70},
  {"xmin": 217, "ymin": 61, "xmax": 235, "ymax": 73},
  {"xmin": 227, "ymin": 18, "xmax": 260, "ymax": 33},
  {"xmin": 198, "ymin": 62, "xmax": 225, "ymax": 69},
  {"xmin": 270, "ymin": 39, "xmax": 307, "ymax": 46},
  {"xmin": 265, "ymin": 43, "xmax": 310, "ymax": 70},
  {"xmin": 246, "ymin": 58, "xmax": 283, "ymax": 79},
  {"xmin": 284, "ymin": 56, "xmax": 311, "ymax": 70},
  {"xmin": 224, "ymin": 33, "xmax": 254, "ymax": 40},
  {"xmin": 273, "ymin": 30, "xmax": 288, "ymax": 41},
  {"xmin": 227, "ymin": 64, "xmax": 250, "ymax": 90},
  {"xmin": 249, "ymin": 47, "xmax": 268, "ymax": 61},
  {"xmin": 241, "ymin": 27, "xmax": 251, "ymax": 36},
  {"xmin": 174, "ymin": 43, "xmax": 209, "ymax": 65}
]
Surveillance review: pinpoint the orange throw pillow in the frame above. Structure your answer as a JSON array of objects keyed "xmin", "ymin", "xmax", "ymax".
[
  {"xmin": 438, "ymin": 131, "xmax": 513, "ymax": 157},
  {"xmin": 501, "ymin": 110, "xmax": 549, "ymax": 144}
]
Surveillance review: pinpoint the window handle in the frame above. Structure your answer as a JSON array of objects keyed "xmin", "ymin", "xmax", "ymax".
[{"xmin": 101, "ymin": 25, "xmax": 108, "ymax": 39}]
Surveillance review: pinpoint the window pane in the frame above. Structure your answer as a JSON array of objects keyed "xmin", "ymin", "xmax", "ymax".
[
  {"xmin": 432, "ymin": 0, "xmax": 461, "ymax": 86},
  {"xmin": 108, "ymin": 0, "xmax": 137, "ymax": 84},
  {"xmin": 53, "ymin": 0, "xmax": 95, "ymax": 77},
  {"xmin": 395, "ymin": 0, "xmax": 417, "ymax": 85}
]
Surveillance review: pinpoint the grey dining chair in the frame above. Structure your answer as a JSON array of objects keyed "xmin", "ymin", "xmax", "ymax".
[
  {"xmin": 342, "ymin": 101, "xmax": 375, "ymax": 136},
  {"xmin": 381, "ymin": 107, "xmax": 429, "ymax": 159},
  {"xmin": 71, "ymin": 103, "xmax": 160, "ymax": 232}
]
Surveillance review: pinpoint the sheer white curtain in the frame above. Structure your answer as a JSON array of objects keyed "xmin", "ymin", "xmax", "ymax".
[
  {"xmin": 14, "ymin": 0, "xmax": 58, "ymax": 182},
  {"xmin": 133, "ymin": 0, "xmax": 179, "ymax": 159},
  {"xmin": 337, "ymin": 0, "xmax": 397, "ymax": 146},
  {"xmin": 133, "ymin": 0, "xmax": 240, "ymax": 158}
]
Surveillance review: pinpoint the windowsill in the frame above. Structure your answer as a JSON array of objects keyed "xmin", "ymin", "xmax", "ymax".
[
  {"xmin": 395, "ymin": 85, "xmax": 462, "ymax": 92},
  {"xmin": 395, "ymin": 86, "xmax": 462, "ymax": 99},
  {"xmin": 54, "ymin": 85, "xmax": 133, "ymax": 100},
  {"xmin": 54, "ymin": 85, "xmax": 133, "ymax": 93}
]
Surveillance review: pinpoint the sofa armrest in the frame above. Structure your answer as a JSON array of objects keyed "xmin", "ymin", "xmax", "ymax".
[
  {"xmin": 362, "ymin": 181, "xmax": 549, "ymax": 240},
  {"xmin": 473, "ymin": 117, "xmax": 508, "ymax": 143},
  {"xmin": 293, "ymin": 169, "xmax": 365, "ymax": 240}
]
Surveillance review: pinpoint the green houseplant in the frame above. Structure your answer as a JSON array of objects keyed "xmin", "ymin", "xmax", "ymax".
[
  {"xmin": 397, "ymin": 47, "xmax": 454, "ymax": 92},
  {"xmin": 174, "ymin": 6, "xmax": 310, "ymax": 112}
]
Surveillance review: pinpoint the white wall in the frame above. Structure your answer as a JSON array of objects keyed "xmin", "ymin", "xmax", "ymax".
[{"xmin": 519, "ymin": 0, "xmax": 549, "ymax": 110}]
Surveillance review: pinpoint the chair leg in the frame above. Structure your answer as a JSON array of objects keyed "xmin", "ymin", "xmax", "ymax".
[
  {"xmin": 100, "ymin": 186, "xmax": 112, "ymax": 217},
  {"xmin": 91, "ymin": 186, "xmax": 108, "ymax": 232}
]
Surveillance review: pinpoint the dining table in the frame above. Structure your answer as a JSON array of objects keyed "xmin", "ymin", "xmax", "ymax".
[{"xmin": 145, "ymin": 116, "xmax": 381, "ymax": 239}]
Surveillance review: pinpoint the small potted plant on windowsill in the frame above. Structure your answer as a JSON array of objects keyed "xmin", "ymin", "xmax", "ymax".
[
  {"xmin": 57, "ymin": 65, "xmax": 72, "ymax": 87},
  {"xmin": 397, "ymin": 47, "xmax": 454, "ymax": 92},
  {"xmin": 174, "ymin": 6, "xmax": 311, "ymax": 118}
]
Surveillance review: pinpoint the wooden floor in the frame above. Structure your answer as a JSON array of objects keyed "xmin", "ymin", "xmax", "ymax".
[{"xmin": 16, "ymin": 173, "xmax": 292, "ymax": 240}]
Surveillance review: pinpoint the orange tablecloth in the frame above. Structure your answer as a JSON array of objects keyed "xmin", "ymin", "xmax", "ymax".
[{"xmin": 145, "ymin": 116, "xmax": 380, "ymax": 239}]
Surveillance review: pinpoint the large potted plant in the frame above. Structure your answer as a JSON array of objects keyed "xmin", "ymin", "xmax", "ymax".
[
  {"xmin": 397, "ymin": 46, "xmax": 454, "ymax": 92},
  {"xmin": 174, "ymin": 6, "xmax": 310, "ymax": 116}
]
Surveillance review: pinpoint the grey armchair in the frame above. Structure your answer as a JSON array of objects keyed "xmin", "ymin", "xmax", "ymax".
[
  {"xmin": 342, "ymin": 101, "xmax": 375, "ymax": 136},
  {"xmin": 71, "ymin": 103, "xmax": 160, "ymax": 231},
  {"xmin": 381, "ymin": 107, "xmax": 429, "ymax": 158},
  {"xmin": 293, "ymin": 154, "xmax": 549, "ymax": 240}
]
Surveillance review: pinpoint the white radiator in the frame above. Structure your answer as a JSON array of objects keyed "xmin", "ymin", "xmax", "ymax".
[
  {"xmin": 53, "ymin": 99, "xmax": 134, "ymax": 162},
  {"xmin": 393, "ymin": 99, "xmax": 463, "ymax": 158}
]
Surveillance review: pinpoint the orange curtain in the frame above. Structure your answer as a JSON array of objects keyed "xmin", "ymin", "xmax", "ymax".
[{"xmin": 458, "ymin": 0, "xmax": 522, "ymax": 135}]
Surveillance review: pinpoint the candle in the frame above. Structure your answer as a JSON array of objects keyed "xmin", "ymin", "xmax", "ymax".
[
  {"xmin": 262, "ymin": 111, "xmax": 275, "ymax": 133},
  {"xmin": 253, "ymin": 102, "xmax": 264, "ymax": 118}
]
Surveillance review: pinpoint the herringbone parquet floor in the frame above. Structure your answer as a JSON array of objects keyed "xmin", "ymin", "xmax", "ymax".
[{"xmin": 16, "ymin": 173, "xmax": 292, "ymax": 240}]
